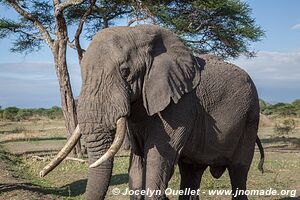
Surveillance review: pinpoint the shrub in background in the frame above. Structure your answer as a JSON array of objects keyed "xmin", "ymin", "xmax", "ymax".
[
  {"xmin": 274, "ymin": 118, "xmax": 296, "ymax": 136},
  {"xmin": 2, "ymin": 107, "xmax": 19, "ymax": 121},
  {"xmin": 0, "ymin": 106, "xmax": 63, "ymax": 121}
]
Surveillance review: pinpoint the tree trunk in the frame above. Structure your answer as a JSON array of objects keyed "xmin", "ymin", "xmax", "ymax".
[{"xmin": 52, "ymin": 40, "xmax": 81, "ymax": 158}]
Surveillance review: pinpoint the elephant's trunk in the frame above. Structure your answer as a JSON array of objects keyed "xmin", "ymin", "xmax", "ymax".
[
  {"xmin": 84, "ymin": 117, "xmax": 127, "ymax": 200},
  {"xmin": 85, "ymin": 154, "xmax": 113, "ymax": 200},
  {"xmin": 89, "ymin": 117, "xmax": 127, "ymax": 168}
]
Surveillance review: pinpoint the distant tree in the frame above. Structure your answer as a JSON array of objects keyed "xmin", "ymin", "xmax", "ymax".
[
  {"xmin": 261, "ymin": 102, "xmax": 297, "ymax": 117},
  {"xmin": 47, "ymin": 106, "xmax": 63, "ymax": 119},
  {"xmin": 0, "ymin": 106, "xmax": 64, "ymax": 121},
  {"xmin": 16, "ymin": 109, "xmax": 32, "ymax": 120},
  {"xmin": 259, "ymin": 99, "xmax": 267, "ymax": 113},
  {"xmin": 3, "ymin": 107, "xmax": 19, "ymax": 120},
  {"xmin": 51, "ymin": 106, "xmax": 61, "ymax": 110},
  {"xmin": 0, "ymin": 0, "xmax": 264, "ymax": 155},
  {"xmin": 271, "ymin": 103, "xmax": 296, "ymax": 117},
  {"xmin": 0, "ymin": 107, "xmax": 4, "ymax": 120},
  {"xmin": 274, "ymin": 118, "xmax": 296, "ymax": 136},
  {"xmin": 277, "ymin": 105, "xmax": 296, "ymax": 117},
  {"xmin": 292, "ymin": 99, "xmax": 300, "ymax": 109}
]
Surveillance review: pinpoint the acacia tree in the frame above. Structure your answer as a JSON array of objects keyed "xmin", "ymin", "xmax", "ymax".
[
  {"xmin": 0, "ymin": 0, "xmax": 264, "ymax": 156},
  {"xmin": 63, "ymin": 0, "xmax": 265, "ymax": 59},
  {"xmin": 131, "ymin": 0, "xmax": 265, "ymax": 58},
  {"xmin": 0, "ymin": 0, "xmax": 136, "ymax": 156},
  {"xmin": 0, "ymin": 0, "xmax": 97, "ymax": 157}
]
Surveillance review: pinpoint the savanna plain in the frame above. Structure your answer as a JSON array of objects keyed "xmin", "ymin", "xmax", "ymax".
[{"xmin": 0, "ymin": 107, "xmax": 299, "ymax": 200}]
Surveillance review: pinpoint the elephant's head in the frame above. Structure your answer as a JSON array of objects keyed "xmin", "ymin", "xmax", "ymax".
[{"xmin": 40, "ymin": 25, "xmax": 200, "ymax": 199}]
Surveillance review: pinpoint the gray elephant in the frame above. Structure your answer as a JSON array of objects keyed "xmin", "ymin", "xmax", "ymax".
[{"xmin": 40, "ymin": 25, "xmax": 264, "ymax": 200}]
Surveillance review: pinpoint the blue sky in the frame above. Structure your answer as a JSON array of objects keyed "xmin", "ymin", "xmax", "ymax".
[{"xmin": 0, "ymin": 0, "xmax": 300, "ymax": 108}]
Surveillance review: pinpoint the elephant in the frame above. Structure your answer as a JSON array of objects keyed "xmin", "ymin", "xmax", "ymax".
[{"xmin": 40, "ymin": 25, "xmax": 264, "ymax": 200}]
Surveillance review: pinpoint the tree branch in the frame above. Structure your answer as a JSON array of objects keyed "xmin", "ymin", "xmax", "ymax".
[
  {"xmin": 0, "ymin": 21, "xmax": 41, "ymax": 40},
  {"xmin": 127, "ymin": 16, "xmax": 148, "ymax": 26},
  {"xmin": 67, "ymin": 39, "xmax": 77, "ymax": 49},
  {"xmin": 68, "ymin": 39, "xmax": 86, "ymax": 52},
  {"xmin": 0, "ymin": 19, "xmax": 39, "ymax": 40},
  {"xmin": 74, "ymin": 0, "xmax": 95, "ymax": 63},
  {"xmin": 56, "ymin": 0, "xmax": 85, "ymax": 12},
  {"xmin": 132, "ymin": 0, "xmax": 157, "ymax": 24},
  {"xmin": 6, "ymin": 0, "xmax": 54, "ymax": 49},
  {"xmin": 31, "ymin": 155, "xmax": 87, "ymax": 163}
]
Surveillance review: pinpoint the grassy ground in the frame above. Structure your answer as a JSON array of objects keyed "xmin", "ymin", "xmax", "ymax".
[{"xmin": 0, "ymin": 116, "xmax": 299, "ymax": 200}]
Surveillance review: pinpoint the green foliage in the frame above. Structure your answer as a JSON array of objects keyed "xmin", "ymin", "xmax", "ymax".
[
  {"xmin": 65, "ymin": 0, "xmax": 132, "ymax": 39},
  {"xmin": 259, "ymin": 99, "xmax": 268, "ymax": 112},
  {"xmin": 0, "ymin": 0, "xmax": 53, "ymax": 53},
  {"xmin": 2, "ymin": 107, "xmax": 19, "ymax": 121},
  {"xmin": 47, "ymin": 106, "xmax": 64, "ymax": 119},
  {"xmin": 0, "ymin": 18, "xmax": 24, "ymax": 38},
  {"xmin": 139, "ymin": 0, "xmax": 264, "ymax": 58},
  {"xmin": 292, "ymin": 99, "xmax": 300, "ymax": 110},
  {"xmin": 15, "ymin": 109, "xmax": 33, "ymax": 120},
  {"xmin": 260, "ymin": 100, "xmax": 298, "ymax": 117},
  {"xmin": 274, "ymin": 118, "xmax": 296, "ymax": 136},
  {"xmin": 0, "ymin": 0, "xmax": 263, "ymax": 58},
  {"xmin": 0, "ymin": 106, "xmax": 63, "ymax": 121},
  {"xmin": 0, "ymin": 110, "xmax": 3, "ymax": 119}
]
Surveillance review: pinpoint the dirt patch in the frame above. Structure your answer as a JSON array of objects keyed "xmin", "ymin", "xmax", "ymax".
[
  {"xmin": 1, "ymin": 140, "xmax": 65, "ymax": 155},
  {"xmin": 0, "ymin": 150, "xmax": 57, "ymax": 200}
]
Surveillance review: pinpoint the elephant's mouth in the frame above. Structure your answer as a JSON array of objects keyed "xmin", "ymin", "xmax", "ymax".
[{"xmin": 39, "ymin": 116, "xmax": 128, "ymax": 177}]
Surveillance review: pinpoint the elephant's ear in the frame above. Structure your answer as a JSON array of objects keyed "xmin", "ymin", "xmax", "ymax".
[{"xmin": 139, "ymin": 26, "xmax": 201, "ymax": 116}]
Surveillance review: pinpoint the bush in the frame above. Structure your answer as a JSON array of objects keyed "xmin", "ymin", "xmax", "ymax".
[
  {"xmin": 259, "ymin": 99, "xmax": 267, "ymax": 113},
  {"xmin": 292, "ymin": 99, "xmax": 300, "ymax": 109},
  {"xmin": 47, "ymin": 107, "xmax": 63, "ymax": 119},
  {"xmin": 15, "ymin": 109, "xmax": 33, "ymax": 120},
  {"xmin": 3, "ymin": 107, "xmax": 19, "ymax": 121},
  {"xmin": 260, "ymin": 100, "xmax": 298, "ymax": 117},
  {"xmin": 274, "ymin": 118, "xmax": 296, "ymax": 136},
  {"xmin": 0, "ymin": 109, "xmax": 3, "ymax": 119},
  {"xmin": 292, "ymin": 99, "xmax": 300, "ymax": 116},
  {"xmin": 0, "ymin": 106, "xmax": 63, "ymax": 121},
  {"xmin": 276, "ymin": 104, "xmax": 296, "ymax": 116},
  {"xmin": 262, "ymin": 108, "xmax": 273, "ymax": 115}
]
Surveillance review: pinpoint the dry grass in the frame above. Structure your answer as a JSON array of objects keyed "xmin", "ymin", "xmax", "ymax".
[
  {"xmin": 0, "ymin": 120, "xmax": 65, "ymax": 143},
  {"xmin": 0, "ymin": 116, "xmax": 299, "ymax": 200}
]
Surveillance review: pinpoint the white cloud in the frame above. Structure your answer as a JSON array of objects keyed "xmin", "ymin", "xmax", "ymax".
[
  {"xmin": 291, "ymin": 23, "xmax": 300, "ymax": 30},
  {"xmin": 0, "ymin": 63, "xmax": 56, "ymax": 81},
  {"xmin": 232, "ymin": 51, "xmax": 300, "ymax": 102},
  {"xmin": 0, "ymin": 62, "xmax": 81, "ymax": 108},
  {"xmin": 233, "ymin": 51, "xmax": 300, "ymax": 81}
]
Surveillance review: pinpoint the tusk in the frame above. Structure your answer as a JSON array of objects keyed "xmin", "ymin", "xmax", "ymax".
[
  {"xmin": 39, "ymin": 125, "xmax": 81, "ymax": 177},
  {"xmin": 89, "ymin": 117, "xmax": 127, "ymax": 168}
]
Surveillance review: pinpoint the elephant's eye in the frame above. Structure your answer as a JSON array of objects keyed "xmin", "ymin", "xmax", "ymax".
[{"xmin": 120, "ymin": 66, "xmax": 130, "ymax": 79}]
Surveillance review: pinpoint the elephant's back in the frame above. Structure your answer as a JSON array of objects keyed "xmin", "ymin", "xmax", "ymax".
[
  {"xmin": 195, "ymin": 54, "xmax": 258, "ymax": 112},
  {"xmin": 183, "ymin": 54, "xmax": 259, "ymax": 165}
]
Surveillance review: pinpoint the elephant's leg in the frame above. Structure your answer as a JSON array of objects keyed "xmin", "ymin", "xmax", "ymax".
[
  {"xmin": 228, "ymin": 164, "xmax": 249, "ymax": 200},
  {"xmin": 129, "ymin": 152, "xmax": 144, "ymax": 200},
  {"xmin": 178, "ymin": 160, "xmax": 207, "ymax": 200},
  {"xmin": 144, "ymin": 146, "xmax": 176, "ymax": 200},
  {"xmin": 140, "ymin": 92, "xmax": 196, "ymax": 199}
]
